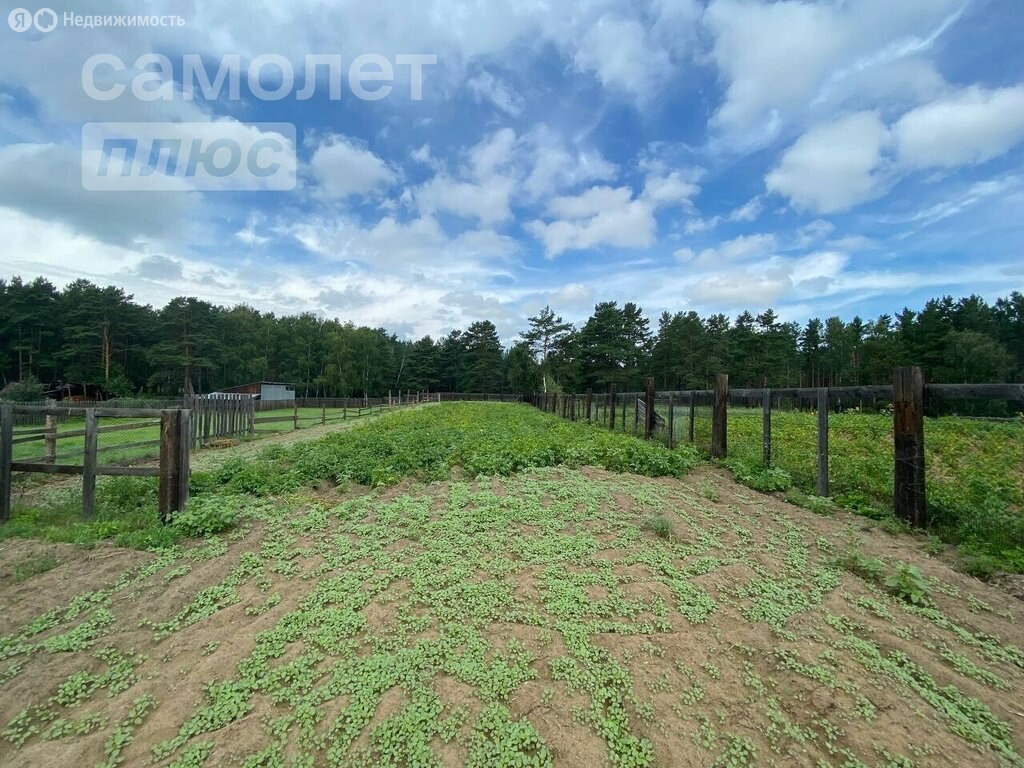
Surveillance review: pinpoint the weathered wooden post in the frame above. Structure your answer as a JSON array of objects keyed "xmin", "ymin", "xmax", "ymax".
[
  {"xmin": 688, "ymin": 391, "xmax": 696, "ymax": 443},
  {"xmin": 817, "ymin": 388, "xmax": 829, "ymax": 496},
  {"xmin": 0, "ymin": 404, "xmax": 12, "ymax": 523},
  {"xmin": 322, "ymin": 404, "xmax": 327, "ymax": 425},
  {"xmin": 159, "ymin": 409, "xmax": 184, "ymax": 524},
  {"xmin": 44, "ymin": 413, "xmax": 57, "ymax": 464},
  {"xmin": 633, "ymin": 395, "xmax": 640, "ymax": 434},
  {"xmin": 585, "ymin": 389, "xmax": 593, "ymax": 421},
  {"xmin": 609, "ymin": 384, "xmax": 617, "ymax": 430},
  {"xmin": 644, "ymin": 377, "xmax": 656, "ymax": 439},
  {"xmin": 711, "ymin": 375, "xmax": 728, "ymax": 458},
  {"xmin": 762, "ymin": 389, "xmax": 772, "ymax": 466},
  {"xmin": 893, "ymin": 367, "xmax": 927, "ymax": 527},
  {"xmin": 293, "ymin": 400, "xmax": 299, "ymax": 430},
  {"xmin": 178, "ymin": 409, "xmax": 191, "ymax": 513},
  {"xmin": 82, "ymin": 409, "xmax": 98, "ymax": 519},
  {"xmin": 667, "ymin": 394, "xmax": 675, "ymax": 449}
]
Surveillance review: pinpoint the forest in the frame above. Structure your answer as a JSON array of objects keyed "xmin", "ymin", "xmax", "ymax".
[{"xmin": 1, "ymin": 275, "xmax": 1022, "ymax": 398}]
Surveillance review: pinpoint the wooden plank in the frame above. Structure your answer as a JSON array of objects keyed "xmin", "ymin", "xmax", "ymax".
[
  {"xmin": 158, "ymin": 410, "xmax": 181, "ymax": 524},
  {"xmin": 711, "ymin": 375, "xmax": 728, "ymax": 458},
  {"xmin": 644, "ymin": 377, "xmax": 656, "ymax": 439},
  {"xmin": 97, "ymin": 439, "xmax": 160, "ymax": 454},
  {"xmin": 608, "ymin": 385, "xmax": 617, "ymax": 430},
  {"xmin": 10, "ymin": 462, "xmax": 83, "ymax": 475},
  {"xmin": 894, "ymin": 367, "xmax": 927, "ymax": 527},
  {"xmin": 816, "ymin": 388, "xmax": 829, "ymax": 496},
  {"xmin": 0, "ymin": 405, "xmax": 12, "ymax": 523},
  {"xmin": 82, "ymin": 410, "xmax": 98, "ymax": 519},
  {"xmin": 178, "ymin": 409, "xmax": 191, "ymax": 512},
  {"xmin": 925, "ymin": 383, "xmax": 1024, "ymax": 401},
  {"xmin": 585, "ymin": 389, "xmax": 593, "ymax": 421},
  {"xmin": 253, "ymin": 415, "xmax": 297, "ymax": 424},
  {"xmin": 12, "ymin": 406, "xmax": 168, "ymax": 418},
  {"xmin": 762, "ymin": 389, "xmax": 772, "ymax": 466}
]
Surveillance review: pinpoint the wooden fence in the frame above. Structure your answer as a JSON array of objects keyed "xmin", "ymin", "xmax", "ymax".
[
  {"xmin": 529, "ymin": 369, "xmax": 1024, "ymax": 528},
  {"xmin": 0, "ymin": 405, "xmax": 190, "ymax": 522}
]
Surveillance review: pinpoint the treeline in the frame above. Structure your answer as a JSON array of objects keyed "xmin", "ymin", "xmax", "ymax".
[{"xmin": 1, "ymin": 276, "xmax": 1021, "ymax": 398}]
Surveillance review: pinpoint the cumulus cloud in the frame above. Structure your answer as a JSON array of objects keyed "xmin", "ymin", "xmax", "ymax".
[
  {"xmin": 310, "ymin": 135, "xmax": 396, "ymax": 199},
  {"xmin": 675, "ymin": 233, "xmax": 777, "ymax": 266},
  {"xmin": 527, "ymin": 185, "xmax": 657, "ymax": 257},
  {"xmin": 894, "ymin": 86, "xmax": 1024, "ymax": 169},
  {"xmin": 766, "ymin": 111, "xmax": 892, "ymax": 213}
]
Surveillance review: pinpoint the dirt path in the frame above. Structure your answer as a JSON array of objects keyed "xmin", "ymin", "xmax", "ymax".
[{"xmin": 1, "ymin": 464, "xmax": 1021, "ymax": 767}]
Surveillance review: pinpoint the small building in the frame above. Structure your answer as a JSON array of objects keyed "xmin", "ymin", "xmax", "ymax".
[
  {"xmin": 213, "ymin": 381, "xmax": 296, "ymax": 401},
  {"xmin": 44, "ymin": 381, "xmax": 114, "ymax": 402}
]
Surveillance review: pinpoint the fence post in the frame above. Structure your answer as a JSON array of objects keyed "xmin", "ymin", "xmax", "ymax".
[
  {"xmin": 762, "ymin": 389, "xmax": 772, "ymax": 466},
  {"xmin": 667, "ymin": 394, "xmax": 675, "ymax": 449},
  {"xmin": 893, "ymin": 367, "xmax": 927, "ymax": 527},
  {"xmin": 585, "ymin": 389, "xmax": 593, "ymax": 421},
  {"xmin": 688, "ymin": 392, "xmax": 696, "ymax": 443},
  {"xmin": 178, "ymin": 409, "xmax": 191, "ymax": 512},
  {"xmin": 0, "ymin": 405, "xmax": 12, "ymax": 523},
  {"xmin": 711, "ymin": 375, "xmax": 728, "ymax": 458},
  {"xmin": 816, "ymin": 388, "xmax": 829, "ymax": 496},
  {"xmin": 44, "ymin": 413, "xmax": 57, "ymax": 463},
  {"xmin": 609, "ymin": 384, "xmax": 617, "ymax": 430},
  {"xmin": 293, "ymin": 400, "xmax": 299, "ymax": 430},
  {"xmin": 82, "ymin": 409, "xmax": 98, "ymax": 519},
  {"xmin": 644, "ymin": 377, "xmax": 655, "ymax": 439},
  {"xmin": 633, "ymin": 395, "xmax": 640, "ymax": 435},
  {"xmin": 159, "ymin": 409, "xmax": 184, "ymax": 524},
  {"xmin": 322, "ymin": 404, "xmax": 326, "ymax": 425}
]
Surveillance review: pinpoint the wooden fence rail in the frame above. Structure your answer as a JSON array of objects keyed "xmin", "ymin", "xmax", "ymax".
[
  {"xmin": 529, "ymin": 369, "xmax": 1023, "ymax": 528},
  {"xmin": 1, "ymin": 406, "xmax": 190, "ymax": 522}
]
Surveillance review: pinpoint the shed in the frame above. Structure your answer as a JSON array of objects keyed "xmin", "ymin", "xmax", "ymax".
[{"xmin": 214, "ymin": 381, "xmax": 295, "ymax": 401}]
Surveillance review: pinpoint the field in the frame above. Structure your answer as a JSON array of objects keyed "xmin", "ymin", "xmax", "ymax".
[
  {"xmin": 9, "ymin": 407, "xmax": 387, "ymax": 465},
  {"xmin": 0, "ymin": 403, "xmax": 1023, "ymax": 767},
  {"xmin": 656, "ymin": 406, "xmax": 1024, "ymax": 575}
]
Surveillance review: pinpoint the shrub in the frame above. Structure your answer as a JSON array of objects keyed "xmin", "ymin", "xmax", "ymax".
[
  {"xmin": 171, "ymin": 497, "xmax": 238, "ymax": 537},
  {"xmin": 0, "ymin": 375, "xmax": 44, "ymax": 402},
  {"xmin": 884, "ymin": 563, "xmax": 931, "ymax": 605}
]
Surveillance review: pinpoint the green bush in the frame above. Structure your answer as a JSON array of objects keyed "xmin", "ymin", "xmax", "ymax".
[
  {"xmin": 170, "ymin": 497, "xmax": 239, "ymax": 537},
  {"xmin": 0, "ymin": 375, "xmax": 45, "ymax": 402}
]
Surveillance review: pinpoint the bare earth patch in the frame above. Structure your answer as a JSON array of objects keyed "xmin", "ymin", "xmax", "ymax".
[{"xmin": 0, "ymin": 464, "xmax": 1022, "ymax": 767}]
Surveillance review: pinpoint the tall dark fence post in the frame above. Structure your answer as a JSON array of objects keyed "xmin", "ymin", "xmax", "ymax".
[
  {"xmin": 711, "ymin": 375, "xmax": 728, "ymax": 458},
  {"xmin": 688, "ymin": 392, "xmax": 696, "ymax": 443},
  {"xmin": 762, "ymin": 389, "xmax": 772, "ymax": 466},
  {"xmin": 644, "ymin": 377, "xmax": 655, "ymax": 439},
  {"xmin": 893, "ymin": 367, "xmax": 927, "ymax": 527},
  {"xmin": 609, "ymin": 385, "xmax": 617, "ymax": 430},
  {"xmin": 585, "ymin": 389, "xmax": 593, "ymax": 422},
  {"xmin": 82, "ymin": 409, "xmax": 98, "ymax": 518},
  {"xmin": 159, "ymin": 409, "xmax": 185, "ymax": 524},
  {"xmin": 816, "ymin": 388, "xmax": 829, "ymax": 496},
  {"xmin": 0, "ymin": 405, "xmax": 12, "ymax": 523}
]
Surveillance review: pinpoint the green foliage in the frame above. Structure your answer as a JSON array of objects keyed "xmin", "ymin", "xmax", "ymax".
[
  {"xmin": 724, "ymin": 460, "xmax": 793, "ymax": 492},
  {"xmin": 0, "ymin": 375, "xmax": 44, "ymax": 402},
  {"xmin": 171, "ymin": 497, "xmax": 239, "ymax": 537},
  {"xmin": 196, "ymin": 404, "xmax": 698, "ymax": 493},
  {"xmin": 13, "ymin": 553, "xmax": 59, "ymax": 582},
  {"xmin": 884, "ymin": 563, "xmax": 931, "ymax": 606},
  {"xmin": 643, "ymin": 515, "xmax": 672, "ymax": 539}
]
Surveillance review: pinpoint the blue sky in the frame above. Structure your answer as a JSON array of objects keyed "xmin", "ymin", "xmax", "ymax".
[{"xmin": 1, "ymin": 0, "xmax": 1022, "ymax": 342}]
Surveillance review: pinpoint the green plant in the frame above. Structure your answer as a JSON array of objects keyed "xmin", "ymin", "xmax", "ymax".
[
  {"xmin": 643, "ymin": 515, "xmax": 672, "ymax": 539},
  {"xmin": 884, "ymin": 563, "xmax": 931, "ymax": 605},
  {"xmin": 171, "ymin": 497, "xmax": 239, "ymax": 537}
]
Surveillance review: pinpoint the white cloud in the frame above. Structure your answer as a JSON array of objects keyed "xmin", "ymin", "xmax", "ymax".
[
  {"xmin": 642, "ymin": 171, "xmax": 701, "ymax": 208},
  {"xmin": 675, "ymin": 233, "xmax": 777, "ymax": 266},
  {"xmin": 310, "ymin": 136, "xmax": 396, "ymax": 199},
  {"xmin": 766, "ymin": 111, "xmax": 892, "ymax": 213},
  {"xmin": 527, "ymin": 185, "xmax": 656, "ymax": 256},
  {"xmin": 685, "ymin": 196, "xmax": 762, "ymax": 234},
  {"xmin": 415, "ymin": 174, "xmax": 516, "ymax": 225},
  {"xmin": 704, "ymin": 0, "xmax": 964, "ymax": 139},
  {"xmin": 894, "ymin": 86, "xmax": 1024, "ymax": 169},
  {"xmin": 467, "ymin": 70, "xmax": 523, "ymax": 116},
  {"xmin": 573, "ymin": 16, "xmax": 674, "ymax": 103},
  {"xmin": 521, "ymin": 126, "xmax": 618, "ymax": 200}
]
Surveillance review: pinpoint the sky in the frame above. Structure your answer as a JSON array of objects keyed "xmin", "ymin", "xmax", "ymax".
[{"xmin": 1, "ymin": 0, "xmax": 1023, "ymax": 343}]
